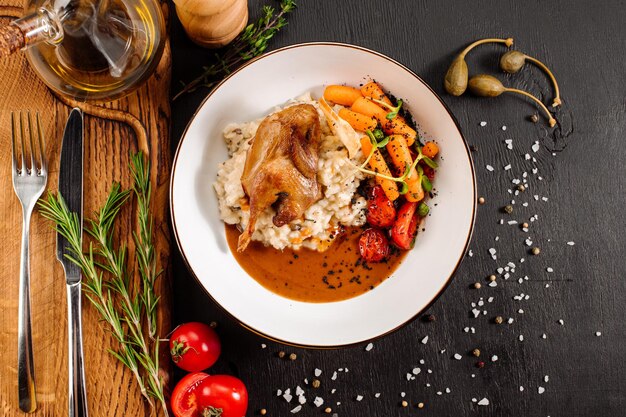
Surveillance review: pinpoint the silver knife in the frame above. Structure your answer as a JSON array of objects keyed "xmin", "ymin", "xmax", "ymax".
[{"xmin": 57, "ymin": 108, "xmax": 89, "ymax": 417}]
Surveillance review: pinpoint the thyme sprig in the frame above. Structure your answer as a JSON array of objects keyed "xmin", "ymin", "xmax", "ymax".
[
  {"xmin": 173, "ymin": 0, "xmax": 297, "ymax": 100},
  {"xmin": 38, "ymin": 152, "xmax": 168, "ymax": 416}
]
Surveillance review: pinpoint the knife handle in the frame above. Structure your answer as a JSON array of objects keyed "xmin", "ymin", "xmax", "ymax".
[{"xmin": 67, "ymin": 282, "xmax": 89, "ymax": 417}]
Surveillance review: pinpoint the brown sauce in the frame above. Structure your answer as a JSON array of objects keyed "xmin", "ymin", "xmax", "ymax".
[{"xmin": 225, "ymin": 225, "xmax": 407, "ymax": 303}]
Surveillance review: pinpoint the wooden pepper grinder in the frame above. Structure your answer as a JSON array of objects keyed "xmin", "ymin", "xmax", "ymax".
[{"xmin": 174, "ymin": 0, "xmax": 248, "ymax": 48}]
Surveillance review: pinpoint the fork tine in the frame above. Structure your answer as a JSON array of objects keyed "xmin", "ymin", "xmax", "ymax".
[
  {"xmin": 10, "ymin": 112, "xmax": 17, "ymax": 173},
  {"xmin": 18, "ymin": 112, "xmax": 26, "ymax": 175},
  {"xmin": 35, "ymin": 113, "xmax": 46, "ymax": 175},
  {"xmin": 27, "ymin": 112, "xmax": 36, "ymax": 176}
]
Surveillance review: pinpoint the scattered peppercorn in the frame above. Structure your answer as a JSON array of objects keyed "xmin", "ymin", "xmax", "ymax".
[
  {"xmin": 478, "ymin": 196, "xmax": 485, "ymax": 205},
  {"xmin": 472, "ymin": 348, "xmax": 481, "ymax": 357},
  {"xmin": 260, "ymin": 409, "xmax": 267, "ymax": 415},
  {"xmin": 522, "ymin": 222, "xmax": 529, "ymax": 229},
  {"xmin": 488, "ymin": 274, "xmax": 497, "ymax": 282},
  {"xmin": 495, "ymin": 316, "xmax": 504, "ymax": 324},
  {"xmin": 422, "ymin": 314, "xmax": 436, "ymax": 322},
  {"xmin": 476, "ymin": 361, "xmax": 485, "ymax": 368},
  {"xmin": 288, "ymin": 353, "xmax": 297, "ymax": 361},
  {"xmin": 417, "ymin": 402, "xmax": 425, "ymax": 409},
  {"xmin": 278, "ymin": 351, "xmax": 286, "ymax": 358},
  {"xmin": 312, "ymin": 379, "xmax": 321, "ymax": 388},
  {"xmin": 531, "ymin": 247, "xmax": 541, "ymax": 255},
  {"xmin": 503, "ymin": 205, "xmax": 513, "ymax": 214},
  {"xmin": 209, "ymin": 321, "xmax": 218, "ymax": 328},
  {"xmin": 473, "ymin": 282, "xmax": 482, "ymax": 289},
  {"xmin": 517, "ymin": 184, "xmax": 526, "ymax": 192},
  {"xmin": 324, "ymin": 407, "xmax": 332, "ymax": 414},
  {"xmin": 530, "ymin": 114, "xmax": 539, "ymax": 123},
  {"xmin": 401, "ymin": 400, "xmax": 408, "ymax": 407}
]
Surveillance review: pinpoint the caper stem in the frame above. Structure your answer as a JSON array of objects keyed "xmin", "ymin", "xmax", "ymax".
[
  {"xmin": 460, "ymin": 37, "xmax": 514, "ymax": 58},
  {"xmin": 504, "ymin": 88, "xmax": 557, "ymax": 127},
  {"xmin": 524, "ymin": 55, "xmax": 562, "ymax": 107}
]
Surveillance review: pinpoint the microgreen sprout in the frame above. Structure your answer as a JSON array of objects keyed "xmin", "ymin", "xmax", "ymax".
[{"xmin": 370, "ymin": 98, "xmax": 403, "ymax": 119}]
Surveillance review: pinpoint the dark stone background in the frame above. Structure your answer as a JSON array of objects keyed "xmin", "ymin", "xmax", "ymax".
[{"xmin": 170, "ymin": 1, "xmax": 626, "ymax": 416}]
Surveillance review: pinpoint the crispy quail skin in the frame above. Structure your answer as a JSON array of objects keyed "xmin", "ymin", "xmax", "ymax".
[{"xmin": 238, "ymin": 104, "xmax": 323, "ymax": 251}]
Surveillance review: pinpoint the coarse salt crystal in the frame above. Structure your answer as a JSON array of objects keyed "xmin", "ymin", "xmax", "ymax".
[
  {"xmin": 296, "ymin": 386, "xmax": 304, "ymax": 396},
  {"xmin": 532, "ymin": 142, "xmax": 540, "ymax": 152},
  {"xmin": 283, "ymin": 392, "xmax": 293, "ymax": 402},
  {"xmin": 261, "ymin": 343, "xmax": 267, "ymax": 349},
  {"xmin": 596, "ymin": 331, "xmax": 602, "ymax": 336},
  {"xmin": 508, "ymin": 220, "xmax": 518, "ymax": 225},
  {"xmin": 502, "ymin": 125, "xmax": 507, "ymax": 130},
  {"xmin": 277, "ymin": 389, "xmax": 283, "ymax": 396},
  {"xmin": 315, "ymin": 368, "xmax": 322, "ymax": 377},
  {"xmin": 489, "ymin": 248, "xmax": 497, "ymax": 255},
  {"xmin": 488, "ymin": 297, "xmax": 494, "ymax": 302},
  {"xmin": 331, "ymin": 371, "xmax": 338, "ymax": 381},
  {"xmin": 480, "ymin": 121, "xmax": 487, "ymax": 126},
  {"xmin": 544, "ymin": 375, "xmax": 549, "ymax": 383},
  {"xmin": 508, "ymin": 318, "xmax": 514, "ymax": 324},
  {"xmin": 542, "ymin": 333, "xmax": 547, "ymax": 339},
  {"xmin": 567, "ymin": 241, "xmax": 575, "ymax": 246},
  {"xmin": 365, "ymin": 343, "xmax": 373, "ymax": 352},
  {"xmin": 518, "ymin": 309, "xmax": 524, "ymax": 314},
  {"xmin": 519, "ymin": 335, "xmax": 524, "ymax": 341},
  {"xmin": 520, "ymin": 386, "xmax": 524, "ymax": 392},
  {"xmin": 478, "ymin": 398, "xmax": 490, "ymax": 406},
  {"xmin": 356, "ymin": 395, "xmax": 363, "ymax": 401},
  {"xmin": 538, "ymin": 387, "xmax": 545, "ymax": 394},
  {"xmin": 437, "ymin": 391, "xmax": 442, "ymax": 396},
  {"xmin": 547, "ymin": 267, "xmax": 554, "ymax": 273},
  {"xmin": 421, "ymin": 336, "xmax": 429, "ymax": 344},
  {"xmin": 374, "ymin": 393, "xmax": 381, "ymax": 398},
  {"xmin": 313, "ymin": 397, "xmax": 324, "ymax": 407},
  {"xmin": 489, "ymin": 281, "xmax": 497, "ymax": 287},
  {"xmin": 406, "ymin": 373, "xmax": 413, "ymax": 381},
  {"xmin": 492, "ymin": 355, "xmax": 498, "ymax": 361},
  {"xmin": 400, "ymin": 392, "xmax": 406, "ymax": 398},
  {"xmin": 454, "ymin": 353, "xmax": 462, "ymax": 360},
  {"xmin": 559, "ymin": 319, "xmax": 564, "ymax": 325},
  {"xmin": 504, "ymin": 164, "xmax": 512, "ymax": 170},
  {"xmin": 331, "ymin": 389, "xmax": 336, "ymax": 394},
  {"xmin": 298, "ymin": 395, "xmax": 306, "ymax": 405},
  {"xmin": 290, "ymin": 405, "xmax": 302, "ymax": 414},
  {"xmin": 472, "ymin": 309, "xmax": 481, "ymax": 318},
  {"xmin": 412, "ymin": 367, "xmax": 421, "ymax": 375},
  {"xmin": 486, "ymin": 164, "xmax": 494, "ymax": 172},
  {"xmin": 446, "ymin": 388, "xmax": 451, "ymax": 393}
]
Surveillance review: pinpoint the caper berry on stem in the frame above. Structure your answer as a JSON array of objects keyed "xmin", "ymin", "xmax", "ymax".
[
  {"xmin": 468, "ymin": 74, "xmax": 557, "ymax": 127},
  {"xmin": 500, "ymin": 50, "xmax": 562, "ymax": 107},
  {"xmin": 444, "ymin": 37, "xmax": 514, "ymax": 96}
]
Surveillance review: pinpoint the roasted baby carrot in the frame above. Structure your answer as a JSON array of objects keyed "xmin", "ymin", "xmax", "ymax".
[
  {"xmin": 386, "ymin": 135, "xmax": 424, "ymax": 202},
  {"xmin": 385, "ymin": 118, "xmax": 417, "ymax": 146},
  {"xmin": 360, "ymin": 136, "xmax": 400, "ymax": 201},
  {"xmin": 323, "ymin": 85, "xmax": 363, "ymax": 106},
  {"xmin": 351, "ymin": 97, "xmax": 389, "ymax": 124},
  {"xmin": 361, "ymin": 81, "xmax": 393, "ymax": 106},
  {"xmin": 338, "ymin": 108, "xmax": 377, "ymax": 132},
  {"xmin": 422, "ymin": 141, "xmax": 439, "ymax": 158}
]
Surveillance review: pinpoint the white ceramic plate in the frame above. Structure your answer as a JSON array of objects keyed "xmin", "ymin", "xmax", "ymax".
[{"xmin": 171, "ymin": 43, "xmax": 476, "ymax": 348}]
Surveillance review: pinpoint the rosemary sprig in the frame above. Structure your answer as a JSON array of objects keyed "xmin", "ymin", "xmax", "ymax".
[
  {"xmin": 38, "ymin": 153, "xmax": 168, "ymax": 416},
  {"xmin": 173, "ymin": 0, "xmax": 297, "ymax": 100}
]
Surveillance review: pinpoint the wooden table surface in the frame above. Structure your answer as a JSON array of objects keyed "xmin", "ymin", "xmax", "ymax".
[{"xmin": 170, "ymin": 1, "xmax": 626, "ymax": 416}]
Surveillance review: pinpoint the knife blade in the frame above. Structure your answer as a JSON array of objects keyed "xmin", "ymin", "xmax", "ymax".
[
  {"xmin": 57, "ymin": 108, "xmax": 89, "ymax": 417},
  {"xmin": 57, "ymin": 108, "xmax": 83, "ymax": 283}
]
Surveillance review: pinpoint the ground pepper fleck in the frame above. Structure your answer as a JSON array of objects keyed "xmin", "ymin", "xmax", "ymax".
[{"xmin": 503, "ymin": 205, "xmax": 514, "ymax": 214}]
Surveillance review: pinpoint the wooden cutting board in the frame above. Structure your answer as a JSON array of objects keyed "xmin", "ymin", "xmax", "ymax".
[{"xmin": 0, "ymin": 3, "xmax": 172, "ymax": 417}]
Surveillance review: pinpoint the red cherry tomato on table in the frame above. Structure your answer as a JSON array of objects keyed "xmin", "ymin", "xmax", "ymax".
[
  {"xmin": 366, "ymin": 185, "xmax": 396, "ymax": 228},
  {"xmin": 170, "ymin": 322, "xmax": 221, "ymax": 372},
  {"xmin": 358, "ymin": 228, "xmax": 390, "ymax": 263},
  {"xmin": 391, "ymin": 201, "xmax": 419, "ymax": 250},
  {"xmin": 171, "ymin": 373, "xmax": 248, "ymax": 417}
]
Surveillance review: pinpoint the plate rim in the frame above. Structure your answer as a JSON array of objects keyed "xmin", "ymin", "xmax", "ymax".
[{"xmin": 170, "ymin": 41, "xmax": 477, "ymax": 349}]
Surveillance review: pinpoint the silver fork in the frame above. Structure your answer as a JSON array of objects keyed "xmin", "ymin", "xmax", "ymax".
[{"xmin": 11, "ymin": 112, "xmax": 47, "ymax": 413}]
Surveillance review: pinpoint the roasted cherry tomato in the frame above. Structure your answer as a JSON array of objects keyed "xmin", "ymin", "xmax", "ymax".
[
  {"xmin": 170, "ymin": 322, "xmax": 221, "ymax": 372},
  {"xmin": 358, "ymin": 228, "xmax": 390, "ymax": 263},
  {"xmin": 171, "ymin": 373, "xmax": 248, "ymax": 417},
  {"xmin": 391, "ymin": 201, "xmax": 419, "ymax": 250},
  {"xmin": 366, "ymin": 185, "xmax": 396, "ymax": 228}
]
